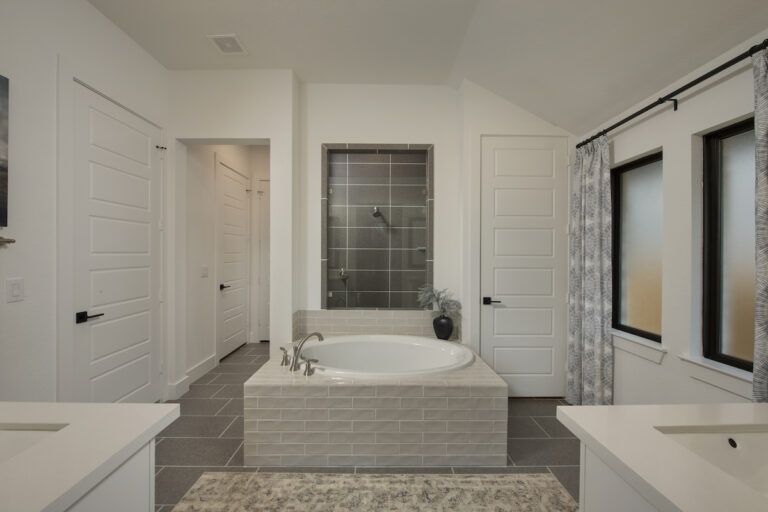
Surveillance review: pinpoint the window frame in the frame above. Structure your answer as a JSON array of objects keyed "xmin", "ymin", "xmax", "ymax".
[
  {"xmin": 702, "ymin": 117, "xmax": 755, "ymax": 372},
  {"xmin": 611, "ymin": 151, "xmax": 664, "ymax": 343}
]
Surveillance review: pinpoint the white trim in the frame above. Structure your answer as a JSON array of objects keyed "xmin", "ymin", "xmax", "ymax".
[
  {"xmin": 186, "ymin": 354, "xmax": 217, "ymax": 385},
  {"xmin": 678, "ymin": 353, "xmax": 753, "ymax": 400},
  {"xmin": 165, "ymin": 375, "xmax": 191, "ymax": 401},
  {"xmin": 612, "ymin": 329, "xmax": 667, "ymax": 364},
  {"xmin": 56, "ymin": 55, "xmax": 168, "ymax": 402}
]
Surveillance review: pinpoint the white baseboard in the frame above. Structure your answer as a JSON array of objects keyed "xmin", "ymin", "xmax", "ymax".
[{"xmin": 166, "ymin": 354, "xmax": 218, "ymax": 400}]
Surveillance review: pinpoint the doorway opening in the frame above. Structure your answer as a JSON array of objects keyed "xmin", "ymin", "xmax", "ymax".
[{"xmin": 182, "ymin": 141, "xmax": 270, "ymax": 367}]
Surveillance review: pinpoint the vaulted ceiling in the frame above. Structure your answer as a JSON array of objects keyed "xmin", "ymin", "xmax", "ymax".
[{"xmin": 87, "ymin": 0, "xmax": 768, "ymax": 134}]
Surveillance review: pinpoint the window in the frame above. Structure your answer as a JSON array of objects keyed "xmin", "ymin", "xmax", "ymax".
[
  {"xmin": 703, "ymin": 118, "xmax": 756, "ymax": 371},
  {"xmin": 611, "ymin": 152, "xmax": 663, "ymax": 342}
]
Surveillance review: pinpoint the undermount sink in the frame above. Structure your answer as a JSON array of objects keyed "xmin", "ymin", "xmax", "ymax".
[
  {"xmin": 656, "ymin": 424, "xmax": 768, "ymax": 497},
  {"xmin": 0, "ymin": 423, "xmax": 67, "ymax": 464}
]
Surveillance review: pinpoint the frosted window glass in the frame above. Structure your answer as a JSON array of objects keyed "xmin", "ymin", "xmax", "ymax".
[
  {"xmin": 619, "ymin": 160, "xmax": 663, "ymax": 335},
  {"xmin": 720, "ymin": 130, "xmax": 755, "ymax": 362}
]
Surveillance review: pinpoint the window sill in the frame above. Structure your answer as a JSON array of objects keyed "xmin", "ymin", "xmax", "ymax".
[
  {"xmin": 612, "ymin": 329, "xmax": 667, "ymax": 364},
  {"xmin": 678, "ymin": 354, "xmax": 753, "ymax": 400}
]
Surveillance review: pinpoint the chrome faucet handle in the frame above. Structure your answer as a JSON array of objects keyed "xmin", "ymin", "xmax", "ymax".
[
  {"xmin": 300, "ymin": 356, "xmax": 319, "ymax": 376},
  {"xmin": 279, "ymin": 346, "xmax": 291, "ymax": 367}
]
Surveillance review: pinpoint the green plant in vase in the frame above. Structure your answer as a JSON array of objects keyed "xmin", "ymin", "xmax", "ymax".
[{"xmin": 417, "ymin": 285, "xmax": 461, "ymax": 340}]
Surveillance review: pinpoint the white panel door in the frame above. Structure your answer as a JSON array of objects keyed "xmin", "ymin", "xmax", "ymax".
[
  {"xmin": 73, "ymin": 83, "xmax": 162, "ymax": 403},
  {"xmin": 480, "ymin": 136, "xmax": 568, "ymax": 397},
  {"xmin": 216, "ymin": 155, "xmax": 250, "ymax": 359}
]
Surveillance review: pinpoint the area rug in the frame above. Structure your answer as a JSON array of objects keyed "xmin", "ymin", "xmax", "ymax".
[{"xmin": 172, "ymin": 472, "xmax": 578, "ymax": 511}]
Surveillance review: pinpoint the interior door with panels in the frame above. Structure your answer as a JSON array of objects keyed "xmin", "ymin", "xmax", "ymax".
[
  {"xmin": 72, "ymin": 83, "xmax": 163, "ymax": 403},
  {"xmin": 480, "ymin": 136, "xmax": 568, "ymax": 397},
  {"xmin": 215, "ymin": 154, "xmax": 250, "ymax": 359}
]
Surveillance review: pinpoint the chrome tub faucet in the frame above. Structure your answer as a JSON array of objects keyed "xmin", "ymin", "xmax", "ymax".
[{"xmin": 289, "ymin": 332, "xmax": 324, "ymax": 372}]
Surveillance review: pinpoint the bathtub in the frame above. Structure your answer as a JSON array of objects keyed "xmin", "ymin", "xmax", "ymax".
[{"xmin": 299, "ymin": 334, "xmax": 474, "ymax": 378}]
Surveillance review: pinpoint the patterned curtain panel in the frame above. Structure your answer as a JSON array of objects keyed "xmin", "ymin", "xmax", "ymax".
[
  {"xmin": 567, "ymin": 137, "xmax": 613, "ymax": 405},
  {"xmin": 753, "ymin": 48, "xmax": 768, "ymax": 403}
]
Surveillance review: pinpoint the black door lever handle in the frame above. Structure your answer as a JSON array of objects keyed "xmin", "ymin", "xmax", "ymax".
[
  {"xmin": 482, "ymin": 297, "xmax": 501, "ymax": 305},
  {"xmin": 75, "ymin": 311, "xmax": 105, "ymax": 324},
  {"xmin": 220, "ymin": 284, "xmax": 231, "ymax": 290}
]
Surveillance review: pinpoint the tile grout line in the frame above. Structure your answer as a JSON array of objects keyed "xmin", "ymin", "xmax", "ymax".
[
  {"xmin": 529, "ymin": 417, "xmax": 550, "ymax": 438},
  {"xmin": 219, "ymin": 416, "xmax": 240, "ymax": 438},
  {"xmin": 223, "ymin": 440, "xmax": 244, "ymax": 467},
  {"xmin": 214, "ymin": 398, "xmax": 233, "ymax": 415}
]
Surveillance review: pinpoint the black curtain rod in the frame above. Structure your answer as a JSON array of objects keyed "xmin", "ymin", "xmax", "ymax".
[{"xmin": 576, "ymin": 38, "xmax": 768, "ymax": 149}]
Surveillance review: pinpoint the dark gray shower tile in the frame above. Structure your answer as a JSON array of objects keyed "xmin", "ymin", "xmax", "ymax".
[
  {"xmin": 371, "ymin": 144, "xmax": 409, "ymax": 151},
  {"xmin": 391, "ymin": 163, "xmax": 427, "ymax": 185},
  {"xmin": 391, "ymin": 186, "xmax": 427, "ymax": 206},
  {"xmin": 348, "ymin": 164, "xmax": 389, "ymax": 185},
  {"xmin": 329, "ymin": 151, "xmax": 348, "ymax": 163},
  {"xmin": 348, "ymin": 185, "xmax": 389, "ymax": 206},
  {"xmin": 321, "ymin": 259, "xmax": 328, "ymax": 309},
  {"xmin": 427, "ymin": 200, "xmax": 434, "ymax": 259},
  {"xmin": 328, "ymin": 228, "xmax": 347, "ymax": 249},
  {"xmin": 347, "ymin": 270, "xmax": 389, "ymax": 292},
  {"xmin": 348, "ymin": 206, "xmax": 391, "ymax": 227},
  {"xmin": 347, "ymin": 249, "xmax": 389, "ymax": 270},
  {"xmin": 329, "ymin": 163, "xmax": 347, "ymax": 185},
  {"xmin": 348, "ymin": 152, "xmax": 390, "ymax": 164},
  {"xmin": 391, "ymin": 228, "xmax": 426, "ymax": 249},
  {"xmin": 321, "ymin": 199, "xmax": 327, "ymax": 255},
  {"xmin": 390, "ymin": 270, "xmax": 427, "ymax": 291},
  {"xmin": 328, "ymin": 206, "xmax": 347, "ymax": 228},
  {"xmin": 327, "ymin": 291, "xmax": 346, "ymax": 308},
  {"xmin": 427, "ymin": 149, "xmax": 434, "ymax": 199},
  {"xmin": 390, "ymin": 250, "xmax": 426, "ymax": 271},
  {"xmin": 426, "ymin": 261, "xmax": 433, "ymax": 286},
  {"xmin": 327, "ymin": 270, "xmax": 349, "ymax": 292},
  {"xmin": 321, "ymin": 148, "xmax": 329, "ymax": 196},
  {"xmin": 389, "ymin": 207, "xmax": 426, "ymax": 228},
  {"xmin": 390, "ymin": 292, "xmax": 421, "ymax": 309},
  {"xmin": 347, "ymin": 292, "xmax": 390, "ymax": 308},
  {"xmin": 328, "ymin": 184, "xmax": 347, "ymax": 205},
  {"xmin": 392, "ymin": 152, "xmax": 427, "ymax": 163},
  {"xmin": 348, "ymin": 227, "xmax": 389, "ymax": 248},
  {"xmin": 408, "ymin": 144, "xmax": 432, "ymax": 150},
  {"xmin": 328, "ymin": 249, "xmax": 347, "ymax": 269}
]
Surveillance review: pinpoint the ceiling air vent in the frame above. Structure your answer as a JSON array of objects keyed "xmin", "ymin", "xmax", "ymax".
[{"xmin": 207, "ymin": 34, "xmax": 247, "ymax": 55}]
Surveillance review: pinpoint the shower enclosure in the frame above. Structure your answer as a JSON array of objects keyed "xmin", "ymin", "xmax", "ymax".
[{"xmin": 321, "ymin": 144, "xmax": 434, "ymax": 309}]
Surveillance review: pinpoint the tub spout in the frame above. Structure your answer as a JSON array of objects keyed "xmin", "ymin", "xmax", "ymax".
[{"xmin": 290, "ymin": 332, "xmax": 324, "ymax": 372}]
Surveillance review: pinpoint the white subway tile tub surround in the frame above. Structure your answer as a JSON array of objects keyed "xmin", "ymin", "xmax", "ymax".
[{"xmin": 243, "ymin": 356, "xmax": 507, "ymax": 467}]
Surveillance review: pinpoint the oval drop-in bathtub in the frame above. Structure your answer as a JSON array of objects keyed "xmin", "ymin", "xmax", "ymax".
[{"xmin": 298, "ymin": 335, "xmax": 475, "ymax": 378}]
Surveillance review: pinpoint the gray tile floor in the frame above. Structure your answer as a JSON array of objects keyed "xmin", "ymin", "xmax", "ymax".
[{"xmin": 155, "ymin": 343, "xmax": 579, "ymax": 510}]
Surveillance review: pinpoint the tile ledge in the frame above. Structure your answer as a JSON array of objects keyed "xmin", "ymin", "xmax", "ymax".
[{"xmin": 611, "ymin": 330, "xmax": 666, "ymax": 364}]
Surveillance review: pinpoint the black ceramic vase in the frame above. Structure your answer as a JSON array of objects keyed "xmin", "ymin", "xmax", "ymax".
[{"xmin": 433, "ymin": 315, "xmax": 453, "ymax": 340}]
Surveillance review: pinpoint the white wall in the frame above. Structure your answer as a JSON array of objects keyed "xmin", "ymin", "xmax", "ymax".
[
  {"xmin": 184, "ymin": 144, "xmax": 252, "ymax": 376},
  {"xmin": 586, "ymin": 29, "xmax": 768, "ymax": 404},
  {"xmin": 459, "ymin": 80, "xmax": 575, "ymax": 351},
  {"xmin": 249, "ymin": 146, "xmax": 270, "ymax": 342},
  {"xmin": 0, "ymin": 0, "xmax": 169, "ymax": 401},
  {"xmin": 299, "ymin": 83, "xmax": 462, "ymax": 309},
  {"xmin": 168, "ymin": 70, "xmax": 298, "ymax": 361}
]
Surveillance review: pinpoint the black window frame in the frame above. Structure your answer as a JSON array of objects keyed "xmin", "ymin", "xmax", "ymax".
[
  {"xmin": 702, "ymin": 117, "xmax": 755, "ymax": 372},
  {"xmin": 611, "ymin": 151, "xmax": 664, "ymax": 343}
]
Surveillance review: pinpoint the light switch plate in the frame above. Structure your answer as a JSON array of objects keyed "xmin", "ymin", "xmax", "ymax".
[
  {"xmin": 6, "ymin": 278, "xmax": 24, "ymax": 303},
  {"xmin": 201, "ymin": 265, "xmax": 209, "ymax": 278}
]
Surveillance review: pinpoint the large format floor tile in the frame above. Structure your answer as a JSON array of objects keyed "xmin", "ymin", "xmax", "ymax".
[
  {"xmin": 507, "ymin": 438, "xmax": 581, "ymax": 466},
  {"xmin": 156, "ymin": 438, "xmax": 243, "ymax": 466},
  {"xmin": 155, "ymin": 343, "xmax": 581, "ymax": 507}
]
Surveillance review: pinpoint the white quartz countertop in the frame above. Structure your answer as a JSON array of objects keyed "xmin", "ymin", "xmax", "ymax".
[
  {"xmin": 0, "ymin": 401, "xmax": 179, "ymax": 512},
  {"xmin": 557, "ymin": 403, "xmax": 768, "ymax": 512}
]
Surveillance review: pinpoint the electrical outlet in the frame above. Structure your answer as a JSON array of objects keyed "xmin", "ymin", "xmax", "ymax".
[
  {"xmin": 6, "ymin": 278, "xmax": 24, "ymax": 303},
  {"xmin": 201, "ymin": 265, "xmax": 209, "ymax": 278}
]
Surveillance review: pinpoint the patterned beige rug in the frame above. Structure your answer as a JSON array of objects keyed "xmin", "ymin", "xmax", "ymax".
[{"xmin": 172, "ymin": 472, "xmax": 578, "ymax": 511}]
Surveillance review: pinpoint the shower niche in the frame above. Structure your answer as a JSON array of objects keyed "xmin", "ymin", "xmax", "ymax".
[{"xmin": 321, "ymin": 144, "xmax": 433, "ymax": 309}]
